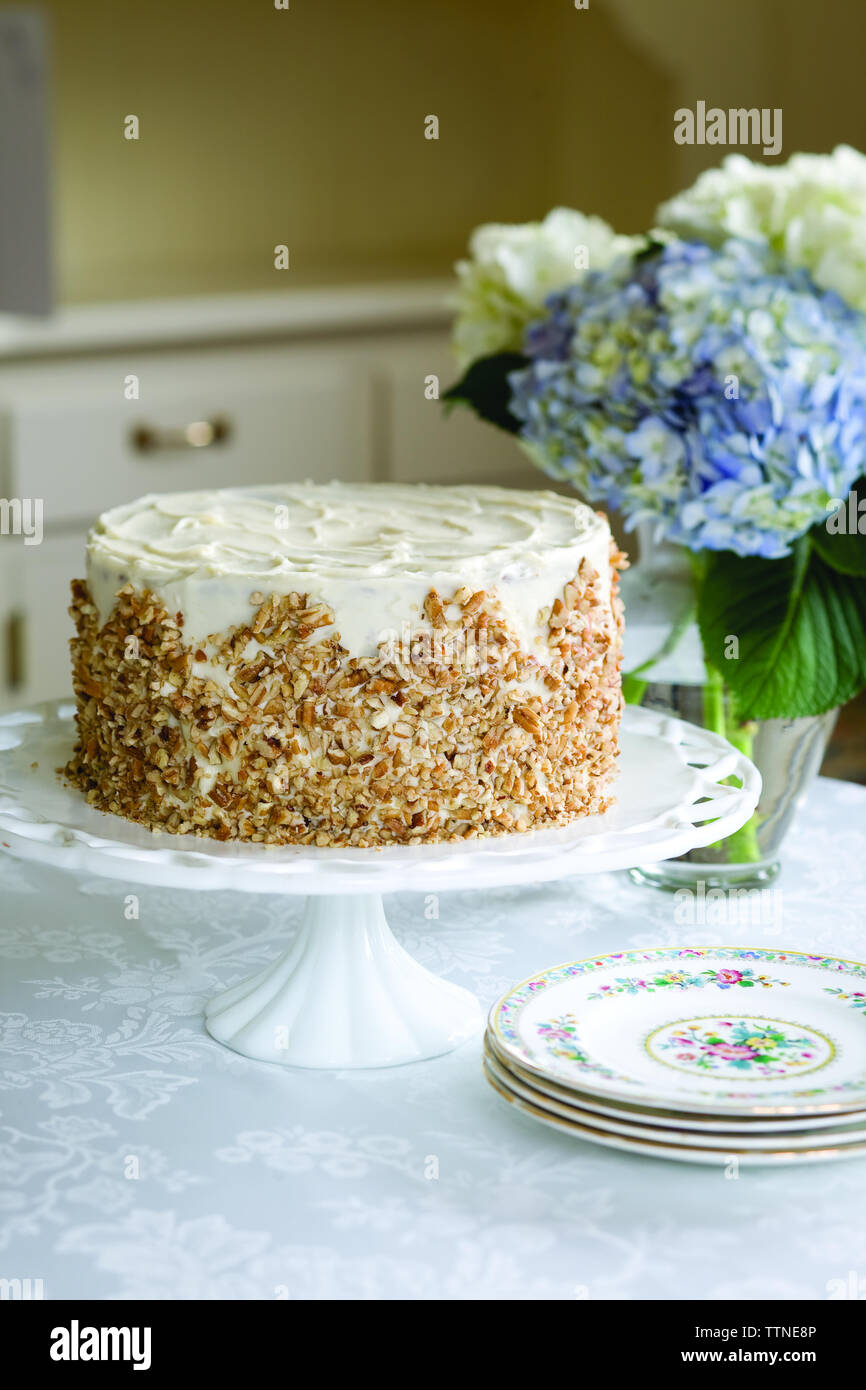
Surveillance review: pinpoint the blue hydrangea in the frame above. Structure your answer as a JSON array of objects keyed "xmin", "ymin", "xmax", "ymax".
[{"xmin": 508, "ymin": 238, "xmax": 866, "ymax": 557}]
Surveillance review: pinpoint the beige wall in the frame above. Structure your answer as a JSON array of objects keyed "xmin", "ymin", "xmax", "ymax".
[
  {"xmin": 16, "ymin": 0, "xmax": 866, "ymax": 304},
  {"xmin": 609, "ymin": 0, "xmax": 866, "ymax": 195}
]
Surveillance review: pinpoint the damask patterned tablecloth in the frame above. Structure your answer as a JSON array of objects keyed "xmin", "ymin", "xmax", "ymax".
[{"xmin": 2, "ymin": 775, "xmax": 865, "ymax": 1302}]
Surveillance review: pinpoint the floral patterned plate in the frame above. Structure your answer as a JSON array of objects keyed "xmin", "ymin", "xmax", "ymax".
[
  {"xmin": 483, "ymin": 1039, "xmax": 866, "ymax": 1150},
  {"xmin": 485, "ymin": 1030, "xmax": 866, "ymax": 1132},
  {"xmin": 482, "ymin": 1058, "xmax": 866, "ymax": 1166},
  {"xmin": 489, "ymin": 947, "xmax": 866, "ymax": 1117}
]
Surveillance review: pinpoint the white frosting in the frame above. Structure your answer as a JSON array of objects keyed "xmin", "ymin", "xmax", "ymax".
[{"xmin": 86, "ymin": 482, "xmax": 611, "ymax": 656}]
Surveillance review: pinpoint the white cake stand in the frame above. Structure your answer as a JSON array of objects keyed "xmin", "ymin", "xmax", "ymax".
[{"xmin": 0, "ymin": 701, "xmax": 760, "ymax": 1069}]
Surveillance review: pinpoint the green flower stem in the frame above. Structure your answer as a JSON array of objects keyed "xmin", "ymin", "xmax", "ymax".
[
  {"xmin": 700, "ymin": 669, "xmax": 730, "ymax": 851},
  {"xmin": 621, "ymin": 674, "xmax": 648, "ymax": 705},
  {"xmin": 701, "ymin": 666, "xmax": 726, "ymax": 739},
  {"xmin": 685, "ymin": 548, "xmax": 709, "ymax": 587},
  {"xmin": 701, "ymin": 669, "xmax": 762, "ymax": 862},
  {"xmin": 721, "ymin": 719, "xmax": 763, "ymax": 863},
  {"xmin": 690, "ymin": 549, "xmax": 762, "ymax": 865}
]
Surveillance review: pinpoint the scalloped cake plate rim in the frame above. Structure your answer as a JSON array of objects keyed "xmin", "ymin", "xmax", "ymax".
[{"xmin": 0, "ymin": 700, "xmax": 761, "ymax": 893}]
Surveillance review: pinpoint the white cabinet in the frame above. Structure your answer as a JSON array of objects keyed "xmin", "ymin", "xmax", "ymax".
[
  {"xmin": 0, "ymin": 285, "xmax": 540, "ymax": 708},
  {"xmin": 2, "ymin": 345, "xmax": 375, "ymax": 527},
  {"xmin": 0, "ymin": 341, "xmax": 381, "ymax": 706},
  {"xmin": 15, "ymin": 533, "xmax": 81, "ymax": 703},
  {"xmin": 382, "ymin": 340, "xmax": 540, "ymax": 488}
]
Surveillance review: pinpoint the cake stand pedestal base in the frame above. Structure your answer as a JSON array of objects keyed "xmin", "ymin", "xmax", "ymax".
[{"xmin": 205, "ymin": 893, "xmax": 483, "ymax": 1068}]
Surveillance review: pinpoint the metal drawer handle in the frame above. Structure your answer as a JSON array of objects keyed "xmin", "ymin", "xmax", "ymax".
[{"xmin": 131, "ymin": 416, "xmax": 232, "ymax": 454}]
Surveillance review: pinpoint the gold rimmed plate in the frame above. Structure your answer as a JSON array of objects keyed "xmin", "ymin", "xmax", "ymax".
[
  {"xmin": 483, "ymin": 1038, "xmax": 866, "ymax": 1151},
  {"xmin": 489, "ymin": 947, "xmax": 866, "ymax": 1118},
  {"xmin": 484, "ymin": 1030, "xmax": 866, "ymax": 1132},
  {"xmin": 482, "ymin": 1057, "xmax": 866, "ymax": 1166}
]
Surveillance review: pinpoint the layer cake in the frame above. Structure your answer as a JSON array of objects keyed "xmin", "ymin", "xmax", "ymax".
[{"xmin": 65, "ymin": 482, "xmax": 625, "ymax": 846}]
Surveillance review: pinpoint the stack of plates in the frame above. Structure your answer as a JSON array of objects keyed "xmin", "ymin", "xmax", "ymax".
[{"xmin": 484, "ymin": 947, "xmax": 866, "ymax": 1165}]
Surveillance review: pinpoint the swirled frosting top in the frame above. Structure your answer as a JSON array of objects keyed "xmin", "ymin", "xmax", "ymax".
[
  {"xmin": 86, "ymin": 482, "xmax": 612, "ymax": 655},
  {"xmin": 90, "ymin": 482, "xmax": 605, "ymax": 577}
]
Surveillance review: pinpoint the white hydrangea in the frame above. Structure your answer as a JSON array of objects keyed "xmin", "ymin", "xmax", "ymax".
[
  {"xmin": 452, "ymin": 208, "xmax": 641, "ymax": 368},
  {"xmin": 656, "ymin": 145, "xmax": 866, "ymax": 312}
]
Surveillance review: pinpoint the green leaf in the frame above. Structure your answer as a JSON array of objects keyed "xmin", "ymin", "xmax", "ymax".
[
  {"xmin": 634, "ymin": 237, "xmax": 666, "ymax": 263},
  {"xmin": 442, "ymin": 352, "xmax": 527, "ymax": 434},
  {"xmin": 811, "ymin": 476, "xmax": 866, "ymax": 576},
  {"xmin": 697, "ymin": 539, "xmax": 866, "ymax": 719}
]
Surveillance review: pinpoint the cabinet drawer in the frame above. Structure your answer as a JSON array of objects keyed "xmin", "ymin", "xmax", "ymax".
[
  {"xmin": 0, "ymin": 531, "xmax": 80, "ymax": 709},
  {"xmin": 17, "ymin": 532, "xmax": 80, "ymax": 704},
  {"xmin": 384, "ymin": 342, "xmax": 541, "ymax": 487},
  {"xmin": 1, "ymin": 345, "xmax": 374, "ymax": 525}
]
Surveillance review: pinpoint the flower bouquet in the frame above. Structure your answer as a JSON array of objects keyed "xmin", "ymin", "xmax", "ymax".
[{"xmin": 445, "ymin": 152, "xmax": 866, "ymax": 887}]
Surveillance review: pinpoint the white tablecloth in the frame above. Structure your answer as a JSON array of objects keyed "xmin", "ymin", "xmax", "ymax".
[{"xmin": 2, "ymin": 775, "xmax": 865, "ymax": 1301}]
